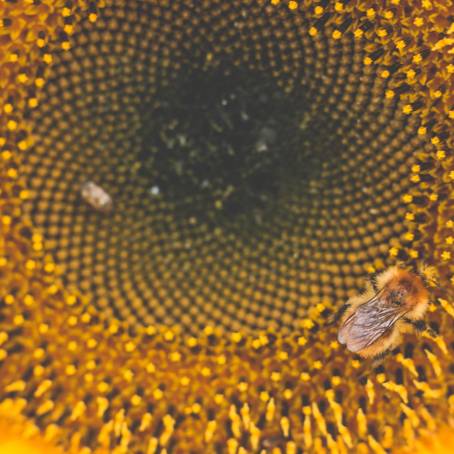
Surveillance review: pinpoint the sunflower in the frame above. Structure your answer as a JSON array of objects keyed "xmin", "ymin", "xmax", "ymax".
[{"xmin": 0, "ymin": 0, "xmax": 453, "ymax": 452}]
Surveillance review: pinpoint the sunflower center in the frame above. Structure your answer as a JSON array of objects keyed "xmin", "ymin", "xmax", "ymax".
[
  {"xmin": 20, "ymin": 0, "xmax": 423, "ymax": 334},
  {"xmin": 138, "ymin": 68, "xmax": 309, "ymax": 226}
]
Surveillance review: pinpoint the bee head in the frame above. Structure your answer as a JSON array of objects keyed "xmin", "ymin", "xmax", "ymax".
[{"xmin": 391, "ymin": 270, "xmax": 430, "ymax": 316}]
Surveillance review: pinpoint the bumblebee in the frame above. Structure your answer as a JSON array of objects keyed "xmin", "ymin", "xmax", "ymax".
[{"xmin": 336, "ymin": 266, "xmax": 433, "ymax": 359}]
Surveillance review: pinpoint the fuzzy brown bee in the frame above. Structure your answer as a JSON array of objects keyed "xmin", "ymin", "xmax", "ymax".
[{"xmin": 337, "ymin": 266, "xmax": 431, "ymax": 359}]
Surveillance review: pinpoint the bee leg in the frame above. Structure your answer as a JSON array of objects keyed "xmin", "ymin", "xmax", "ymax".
[
  {"xmin": 403, "ymin": 318, "xmax": 437, "ymax": 337},
  {"xmin": 369, "ymin": 273, "xmax": 379, "ymax": 293},
  {"xmin": 370, "ymin": 348, "xmax": 393, "ymax": 369},
  {"xmin": 357, "ymin": 351, "xmax": 392, "ymax": 381},
  {"xmin": 328, "ymin": 303, "xmax": 350, "ymax": 325}
]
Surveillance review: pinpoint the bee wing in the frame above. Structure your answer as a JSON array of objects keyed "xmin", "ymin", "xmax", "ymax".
[{"xmin": 338, "ymin": 295, "xmax": 408, "ymax": 353}]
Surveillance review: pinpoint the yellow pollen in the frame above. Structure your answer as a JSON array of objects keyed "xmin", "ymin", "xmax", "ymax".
[
  {"xmin": 271, "ymin": 371, "xmax": 281, "ymax": 381},
  {"xmin": 131, "ymin": 394, "xmax": 142, "ymax": 406},
  {"xmin": 13, "ymin": 315, "xmax": 24, "ymax": 326},
  {"xmin": 65, "ymin": 364, "xmax": 77, "ymax": 375},
  {"xmin": 180, "ymin": 377, "xmax": 190, "ymax": 386},
  {"xmin": 402, "ymin": 104, "xmax": 413, "ymax": 114},
  {"xmin": 389, "ymin": 247, "xmax": 399, "ymax": 257},
  {"xmin": 153, "ymin": 389, "xmax": 164, "ymax": 400},
  {"xmin": 43, "ymin": 53, "xmax": 53, "ymax": 64},
  {"xmin": 17, "ymin": 73, "xmax": 28, "ymax": 83},
  {"xmin": 67, "ymin": 341, "xmax": 78, "ymax": 352},
  {"xmin": 125, "ymin": 341, "xmax": 136, "ymax": 352},
  {"xmin": 435, "ymin": 150, "xmax": 445, "ymax": 160},
  {"xmin": 97, "ymin": 382, "xmax": 109, "ymax": 393},
  {"xmin": 39, "ymin": 324, "xmax": 49, "ymax": 334},
  {"xmin": 385, "ymin": 90, "xmax": 395, "ymax": 99},
  {"xmin": 354, "ymin": 29, "xmax": 364, "ymax": 38},
  {"xmin": 169, "ymin": 352, "xmax": 181, "ymax": 362},
  {"xmin": 201, "ymin": 367, "xmax": 212, "ymax": 377},
  {"xmin": 309, "ymin": 27, "xmax": 318, "ymax": 37},
  {"xmin": 7, "ymin": 120, "xmax": 17, "ymax": 131}
]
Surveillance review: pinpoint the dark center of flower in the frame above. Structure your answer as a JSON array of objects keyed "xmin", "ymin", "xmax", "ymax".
[{"xmin": 137, "ymin": 67, "xmax": 313, "ymax": 227}]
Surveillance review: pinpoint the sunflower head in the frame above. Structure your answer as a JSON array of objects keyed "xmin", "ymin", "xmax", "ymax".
[{"xmin": 0, "ymin": 0, "xmax": 452, "ymax": 452}]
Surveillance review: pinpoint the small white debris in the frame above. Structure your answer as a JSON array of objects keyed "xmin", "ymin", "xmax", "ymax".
[
  {"xmin": 240, "ymin": 111, "xmax": 250, "ymax": 121},
  {"xmin": 80, "ymin": 181, "xmax": 113, "ymax": 213},
  {"xmin": 177, "ymin": 134, "xmax": 187, "ymax": 146},
  {"xmin": 255, "ymin": 140, "xmax": 268, "ymax": 153},
  {"xmin": 149, "ymin": 185, "xmax": 160, "ymax": 196}
]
